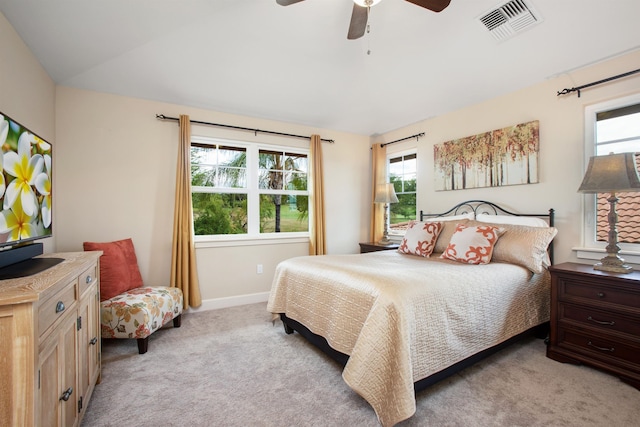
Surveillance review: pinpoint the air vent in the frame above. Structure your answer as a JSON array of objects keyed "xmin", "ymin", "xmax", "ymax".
[{"xmin": 478, "ymin": 0, "xmax": 542, "ymax": 42}]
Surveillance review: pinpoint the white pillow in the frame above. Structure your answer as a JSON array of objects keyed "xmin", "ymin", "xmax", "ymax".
[
  {"xmin": 467, "ymin": 220, "xmax": 557, "ymax": 273},
  {"xmin": 476, "ymin": 213, "xmax": 549, "ymax": 228}
]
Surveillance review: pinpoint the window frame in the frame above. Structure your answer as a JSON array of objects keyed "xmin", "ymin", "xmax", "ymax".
[
  {"xmin": 577, "ymin": 92, "xmax": 640, "ymax": 264},
  {"xmin": 386, "ymin": 148, "xmax": 417, "ymax": 239},
  {"xmin": 191, "ymin": 136, "xmax": 310, "ymax": 246},
  {"xmin": 257, "ymin": 148, "xmax": 310, "ymax": 235}
]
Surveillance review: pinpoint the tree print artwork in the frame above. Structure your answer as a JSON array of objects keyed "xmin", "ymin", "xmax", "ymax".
[{"xmin": 434, "ymin": 120, "xmax": 539, "ymax": 191}]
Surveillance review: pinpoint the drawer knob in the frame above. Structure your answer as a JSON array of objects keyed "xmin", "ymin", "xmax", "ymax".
[
  {"xmin": 55, "ymin": 301, "xmax": 65, "ymax": 313},
  {"xmin": 59, "ymin": 387, "xmax": 73, "ymax": 402},
  {"xmin": 90, "ymin": 337, "xmax": 98, "ymax": 346},
  {"xmin": 597, "ymin": 292, "xmax": 605, "ymax": 298},
  {"xmin": 587, "ymin": 316, "xmax": 615, "ymax": 326},
  {"xmin": 587, "ymin": 341, "xmax": 614, "ymax": 352},
  {"xmin": 86, "ymin": 275, "xmax": 92, "ymax": 284}
]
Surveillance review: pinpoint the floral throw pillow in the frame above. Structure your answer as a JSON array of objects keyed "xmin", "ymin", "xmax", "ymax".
[
  {"xmin": 398, "ymin": 221, "xmax": 443, "ymax": 257},
  {"xmin": 440, "ymin": 224, "xmax": 504, "ymax": 264}
]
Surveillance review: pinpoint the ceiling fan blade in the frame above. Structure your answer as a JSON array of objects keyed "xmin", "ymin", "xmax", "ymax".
[
  {"xmin": 404, "ymin": 0, "xmax": 452, "ymax": 12},
  {"xmin": 347, "ymin": 5, "xmax": 368, "ymax": 40},
  {"xmin": 276, "ymin": 0, "xmax": 306, "ymax": 6}
]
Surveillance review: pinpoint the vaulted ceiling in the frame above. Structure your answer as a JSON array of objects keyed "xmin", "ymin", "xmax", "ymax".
[{"xmin": 1, "ymin": 0, "xmax": 638, "ymax": 136}]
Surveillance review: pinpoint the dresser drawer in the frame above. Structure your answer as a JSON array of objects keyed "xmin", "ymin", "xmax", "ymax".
[
  {"xmin": 559, "ymin": 303, "xmax": 640, "ymax": 338},
  {"xmin": 558, "ymin": 328, "xmax": 640, "ymax": 367},
  {"xmin": 38, "ymin": 279, "xmax": 77, "ymax": 337},
  {"xmin": 78, "ymin": 263, "xmax": 98, "ymax": 298},
  {"xmin": 558, "ymin": 276, "xmax": 640, "ymax": 311}
]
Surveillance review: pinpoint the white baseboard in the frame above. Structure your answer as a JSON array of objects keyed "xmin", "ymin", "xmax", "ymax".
[{"xmin": 186, "ymin": 292, "xmax": 270, "ymax": 312}]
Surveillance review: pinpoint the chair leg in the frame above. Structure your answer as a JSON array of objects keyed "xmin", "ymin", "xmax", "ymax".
[
  {"xmin": 137, "ymin": 337, "xmax": 149, "ymax": 354},
  {"xmin": 173, "ymin": 314, "xmax": 182, "ymax": 328}
]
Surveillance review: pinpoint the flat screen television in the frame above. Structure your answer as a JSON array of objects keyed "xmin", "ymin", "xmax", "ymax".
[{"xmin": 0, "ymin": 111, "xmax": 61, "ymax": 279}]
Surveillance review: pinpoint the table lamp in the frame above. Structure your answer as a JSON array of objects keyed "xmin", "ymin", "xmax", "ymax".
[
  {"xmin": 374, "ymin": 183, "xmax": 399, "ymax": 245},
  {"xmin": 578, "ymin": 152, "xmax": 640, "ymax": 273}
]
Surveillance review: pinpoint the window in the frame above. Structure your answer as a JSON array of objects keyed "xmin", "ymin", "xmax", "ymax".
[
  {"xmin": 583, "ymin": 94, "xmax": 640, "ymax": 253},
  {"xmin": 190, "ymin": 137, "xmax": 309, "ymax": 239},
  {"xmin": 388, "ymin": 152, "xmax": 417, "ymax": 236},
  {"xmin": 258, "ymin": 149, "xmax": 309, "ymax": 233}
]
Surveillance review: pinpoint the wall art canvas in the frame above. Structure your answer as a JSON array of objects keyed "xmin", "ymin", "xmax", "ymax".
[{"xmin": 434, "ymin": 120, "xmax": 539, "ymax": 191}]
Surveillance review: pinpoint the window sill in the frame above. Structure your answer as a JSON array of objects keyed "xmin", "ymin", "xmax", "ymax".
[
  {"xmin": 195, "ymin": 234, "xmax": 309, "ymax": 248},
  {"xmin": 573, "ymin": 247, "xmax": 640, "ymax": 265},
  {"xmin": 386, "ymin": 235, "xmax": 404, "ymax": 244}
]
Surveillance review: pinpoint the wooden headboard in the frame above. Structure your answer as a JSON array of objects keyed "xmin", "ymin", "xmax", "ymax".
[{"xmin": 419, "ymin": 200, "xmax": 555, "ymax": 265}]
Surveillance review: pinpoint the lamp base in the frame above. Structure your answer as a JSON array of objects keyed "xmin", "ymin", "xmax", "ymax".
[
  {"xmin": 593, "ymin": 192, "xmax": 634, "ymax": 274},
  {"xmin": 377, "ymin": 236, "xmax": 393, "ymax": 246},
  {"xmin": 594, "ymin": 254, "xmax": 633, "ymax": 274}
]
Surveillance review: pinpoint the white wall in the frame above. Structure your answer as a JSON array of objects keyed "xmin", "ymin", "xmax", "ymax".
[
  {"xmin": 0, "ymin": 11, "xmax": 56, "ymax": 253},
  {"xmin": 378, "ymin": 50, "xmax": 640, "ymax": 267},
  {"xmin": 54, "ymin": 87, "xmax": 371, "ymax": 306}
]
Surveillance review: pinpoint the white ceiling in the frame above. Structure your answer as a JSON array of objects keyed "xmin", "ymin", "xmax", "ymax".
[{"xmin": 1, "ymin": 0, "xmax": 639, "ymax": 136}]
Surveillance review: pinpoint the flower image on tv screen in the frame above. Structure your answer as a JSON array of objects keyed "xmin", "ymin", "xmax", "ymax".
[{"xmin": 0, "ymin": 112, "xmax": 52, "ymax": 248}]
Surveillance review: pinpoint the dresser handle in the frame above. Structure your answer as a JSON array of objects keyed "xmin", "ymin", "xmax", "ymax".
[
  {"xmin": 587, "ymin": 316, "xmax": 615, "ymax": 326},
  {"xmin": 86, "ymin": 275, "xmax": 92, "ymax": 284},
  {"xmin": 55, "ymin": 301, "xmax": 65, "ymax": 313},
  {"xmin": 90, "ymin": 337, "xmax": 98, "ymax": 345},
  {"xmin": 587, "ymin": 341, "xmax": 614, "ymax": 352},
  {"xmin": 596, "ymin": 292, "xmax": 605, "ymax": 298},
  {"xmin": 59, "ymin": 387, "xmax": 73, "ymax": 401}
]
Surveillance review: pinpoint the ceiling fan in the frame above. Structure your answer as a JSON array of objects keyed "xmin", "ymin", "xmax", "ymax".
[{"xmin": 276, "ymin": 0, "xmax": 451, "ymax": 40}]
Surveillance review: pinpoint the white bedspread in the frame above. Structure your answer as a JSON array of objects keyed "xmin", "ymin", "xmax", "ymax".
[{"xmin": 267, "ymin": 251, "xmax": 550, "ymax": 426}]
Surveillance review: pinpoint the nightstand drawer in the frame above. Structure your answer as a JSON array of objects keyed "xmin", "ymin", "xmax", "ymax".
[
  {"xmin": 548, "ymin": 263, "xmax": 640, "ymax": 390},
  {"xmin": 559, "ymin": 277, "xmax": 640, "ymax": 311},
  {"xmin": 558, "ymin": 328, "xmax": 640, "ymax": 367},
  {"xmin": 560, "ymin": 303, "xmax": 640, "ymax": 337}
]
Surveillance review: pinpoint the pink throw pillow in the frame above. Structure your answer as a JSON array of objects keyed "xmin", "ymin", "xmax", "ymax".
[
  {"xmin": 440, "ymin": 224, "xmax": 503, "ymax": 265},
  {"xmin": 398, "ymin": 221, "xmax": 443, "ymax": 257}
]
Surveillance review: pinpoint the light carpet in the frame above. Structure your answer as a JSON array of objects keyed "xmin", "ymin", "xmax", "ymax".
[{"xmin": 81, "ymin": 302, "xmax": 639, "ymax": 426}]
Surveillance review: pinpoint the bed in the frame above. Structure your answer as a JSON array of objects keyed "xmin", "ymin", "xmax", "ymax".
[{"xmin": 267, "ymin": 200, "xmax": 557, "ymax": 426}]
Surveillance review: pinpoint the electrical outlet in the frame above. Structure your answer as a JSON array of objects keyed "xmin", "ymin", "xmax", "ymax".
[{"xmin": 257, "ymin": 264, "xmax": 263, "ymax": 274}]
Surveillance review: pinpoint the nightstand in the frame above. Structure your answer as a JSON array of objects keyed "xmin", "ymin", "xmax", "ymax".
[
  {"xmin": 547, "ymin": 262, "xmax": 640, "ymax": 390},
  {"xmin": 359, "ymin": 242, "xmax": 399, "ymax": 253}
]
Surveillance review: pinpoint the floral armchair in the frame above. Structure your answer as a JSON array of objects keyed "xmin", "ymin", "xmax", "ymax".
[
  {"xmin": 84, "ymin": 238, "xmax": 184, "ymax": 354},
  {"xmin": 100, "ymin": 286, "xmax": 183, "ymax": 354}
]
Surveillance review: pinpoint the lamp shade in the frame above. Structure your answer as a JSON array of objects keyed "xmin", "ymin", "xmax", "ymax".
[
  {"xmin": 374, "ymin": 183, "xmax": 399, "ymax": 204},
  {"xmin": 578, "ymin": 152, "xmax": 640, "ymax": 194}
]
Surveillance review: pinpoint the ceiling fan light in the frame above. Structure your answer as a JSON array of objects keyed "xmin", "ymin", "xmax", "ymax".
[{"xmin": 353, "ymin": 0, "xmax": 382, "ymax": 7}]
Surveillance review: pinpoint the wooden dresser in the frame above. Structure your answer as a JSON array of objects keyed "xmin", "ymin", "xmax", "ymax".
[
  {"xmin": 547, "ymin": 262, "xmax": 640, "ymax": 390},
  {"xmin": 0, "ymin": 251, "xmax": 102, "ymax": 427}
]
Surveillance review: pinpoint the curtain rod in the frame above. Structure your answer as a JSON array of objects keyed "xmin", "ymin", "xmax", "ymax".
[
  {"xmin": 556, "ymin": 68, "xmax": 640, "ymax": 98},
  {"xmin": 156, "ymin": 114, "xmax": 335, "ymax": 143},
  {"xmin": 381, "ymin": 132, "xmax": 425, "ymax": 147}
]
